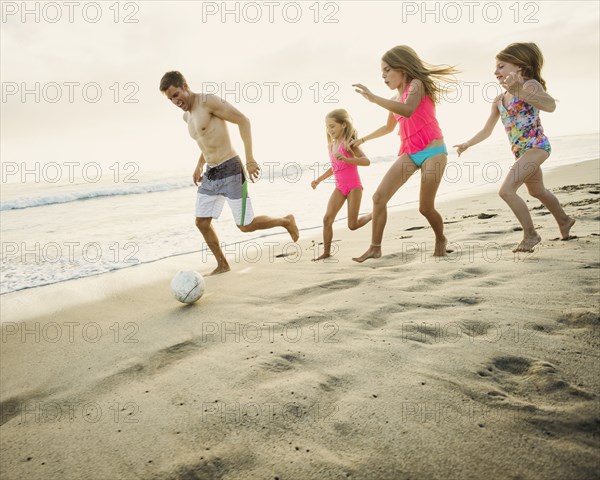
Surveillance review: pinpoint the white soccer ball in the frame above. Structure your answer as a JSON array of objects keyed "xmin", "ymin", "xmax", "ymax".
[{"xmin": 170, "ymin": 270, "xmax": 205, "ymax": 304}]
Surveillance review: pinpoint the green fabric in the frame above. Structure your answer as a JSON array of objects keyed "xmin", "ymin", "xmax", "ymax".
[{"xmin": 240, "ymin": 180, "xmax": 248, "ymax": 226}]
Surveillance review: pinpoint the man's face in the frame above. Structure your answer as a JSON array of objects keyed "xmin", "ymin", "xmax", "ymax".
[{"xmin": 165, "ymin": 84, "xmax": 191, "ymax": 111}]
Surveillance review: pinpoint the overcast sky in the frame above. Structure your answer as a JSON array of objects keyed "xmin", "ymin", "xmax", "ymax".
[{"xmin": 2, "ymin": 1, "xmax": 598, "ymax": 178}]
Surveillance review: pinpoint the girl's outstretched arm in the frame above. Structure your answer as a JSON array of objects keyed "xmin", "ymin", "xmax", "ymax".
[
  {"xmin": 508, "ymin": 77, "xmax": 556, "ymax": 112},
  {"xmin": 311, "ymin": 167, "xmax": 334, "ymax": 189},
  {"xmin": 350, "ymin": 112, "xmax": 396, "ymax": 148},
  {"xmin": 453, "ymin": 98, "xmax": 501, "ymax": 156},
  {"xmin": 353, "ymin": 80, "xmax": 423, "ymax": 118}
]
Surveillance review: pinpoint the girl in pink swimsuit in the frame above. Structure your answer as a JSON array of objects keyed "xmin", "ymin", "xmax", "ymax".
[
  {"xmin": 351, "ymin": 45, "xmax": 458, "ymax": 262},
  {"xmin": 311, "ymin": 109, "xmax": 372, "ymax": 261},
  {"xmin": 454, "ymin": 42, "xmax": 575, "ymax": 252}
]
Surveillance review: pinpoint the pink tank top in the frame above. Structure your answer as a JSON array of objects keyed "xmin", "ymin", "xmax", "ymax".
[{"xmin": 393, "ymin": 82, "xmax": 443, "ymax": 155}]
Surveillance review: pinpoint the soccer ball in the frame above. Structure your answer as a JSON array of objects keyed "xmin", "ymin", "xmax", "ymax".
[{"xmin": 170, "ymin": 271, "xmax": 205, "ymax": 304}]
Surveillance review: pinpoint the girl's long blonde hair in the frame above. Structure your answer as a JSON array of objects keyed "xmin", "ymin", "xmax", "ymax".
[
  {"xmin": 325, "ymin": 109, "xmax": 358, "ymax": 150},
  {"xmin": 496, "ymin": 42, "xmax": 547, "ymax": 91},
  {"xmin": 382, "ymin": 45, "xmax": 459, "ymax": 103}
]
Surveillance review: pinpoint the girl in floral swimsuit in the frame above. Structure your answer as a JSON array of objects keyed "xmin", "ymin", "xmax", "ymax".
[{"xmin": 455, "ymin": 42, "xmax": 575, "ymax": 252}]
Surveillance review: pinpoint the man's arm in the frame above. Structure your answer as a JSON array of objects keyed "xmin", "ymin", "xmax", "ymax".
[
  {"xmin": 193, "ymin": 152, "xmax": 206, "ymax": 186},
  {"xmin": 205, "ymin": 95, "xmax": 260, "ymax": 181}
]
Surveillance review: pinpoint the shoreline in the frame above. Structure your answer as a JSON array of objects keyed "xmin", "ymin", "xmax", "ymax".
[{"xmin": 2, "ymin": 158, "xmax": 598, "ymax": 324}]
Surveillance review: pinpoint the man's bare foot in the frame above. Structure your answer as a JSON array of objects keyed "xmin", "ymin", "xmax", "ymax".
[
  {"xmin": 433, "ymin": 236, "xmax": 447, "ymax": 257},
  {"xmin": 207, "ymin": 264, "xmax": 231, "ymax": 276},
  {"xmin": 312, "ymin": 253, "xmax": 331, "ymax": 262},
  {"xmin": 513, "ymin": 234, "xmax": 541, "ymax": 252},
  {"xmin": 285, "ymin": 214, "xmax": 300, "ymax": 242},
  {"xmin": 352, "ymin": 245, "xmax": 382, "ymax": 263},
  {"xmin": 559, "ymin": 217, "xmax": 576, "ymax": 240}
]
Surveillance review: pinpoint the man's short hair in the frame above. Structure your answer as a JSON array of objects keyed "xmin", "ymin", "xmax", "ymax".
[{"xmin": 160, "ymin": 71, "xmax": 186, "ymax": 92}]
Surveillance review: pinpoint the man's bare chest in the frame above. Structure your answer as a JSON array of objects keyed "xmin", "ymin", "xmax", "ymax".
[{"xmin": 186, "ymin": 110, "xmax": 213, "ymax": 140}]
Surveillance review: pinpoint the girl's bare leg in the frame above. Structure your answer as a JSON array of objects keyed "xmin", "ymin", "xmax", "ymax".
[
  {"xmin": 499, "ymin": 149, "xmax": 551, "ymax": 252},
  {"xmin": 524, "ymin": 162, "xmax": 575, "ymax": 240},
  {"xmin": 418, "ymin": 153, "xmax": 448, "ymax": 256},
  {"xmin": 346, "ymin": 188, "xmax": 372, "ymax": 231},
  {"xmin": 353, "ymin": 155, "xmax": 418, "ymax": 262},
  {"xmin": 313, "ymin": 189, "xmax": 346, "ymax": 261}
]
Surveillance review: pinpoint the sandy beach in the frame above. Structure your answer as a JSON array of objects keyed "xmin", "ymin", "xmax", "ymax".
[{"xmin": 1, "ymin": 159, "xmax": 599, "ymax": 480}]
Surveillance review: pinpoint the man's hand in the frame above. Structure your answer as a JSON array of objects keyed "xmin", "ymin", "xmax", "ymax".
[
  {"xmin": 246, "ymin": 158, "xmax": 261, "ymax": 182},
  {"xmin": 334, "ymin": 153, "xmax": 349, "ymax": 162},
  {"xmin": 193, "ymin": 164, "xmax": 204, "ymax": 186}
]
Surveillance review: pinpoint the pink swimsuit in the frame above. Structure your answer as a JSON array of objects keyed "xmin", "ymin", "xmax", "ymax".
[
  {"xmin": 330, "ymin": 143, "xmax": 362, "ymax": 197},
  {"xmin": 393, "ymin": 82, "xmax": 443, "ymax": 156}
]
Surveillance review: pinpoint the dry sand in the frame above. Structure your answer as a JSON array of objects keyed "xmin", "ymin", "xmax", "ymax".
[{"xmin": 1, "ymin": 159, "xmax": 599, "ymax": 480}]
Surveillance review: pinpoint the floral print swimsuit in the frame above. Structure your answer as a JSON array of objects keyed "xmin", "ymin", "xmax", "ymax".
[{"xmin": 498, "ymin": 93, "xmax": 551, "ymax": 159}]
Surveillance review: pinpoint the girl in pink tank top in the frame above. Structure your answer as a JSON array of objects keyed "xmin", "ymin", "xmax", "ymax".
[
  {"xmin": 311, "ymin": 109, "xmax": 373, "ymax": 261},
  {"xmin": 351, "ymin": 45, "xmax": 458, "ymax": 263}
]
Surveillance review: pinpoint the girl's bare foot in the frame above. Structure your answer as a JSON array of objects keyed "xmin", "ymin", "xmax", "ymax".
[
  {"xmin": 312, "ymin": 253, "xmax": 332, "ymax": 262},
  {"xmin": 559, "ymin": 217, "xmax": 576, "ymax": 240},
  {"xmin": 433, "ymin": 236, "xmax": 447, "ymax": 257},
  {"xmin": 285, "ymin": 214, "xmax": 300, "ymax": 242},
  {"xmin": 513, "ymin": 234, "xmax": 541, "ymax": 252},
  {"xmin": 352, "ymin": 244, "xmax": 382, "ymax": 263}
]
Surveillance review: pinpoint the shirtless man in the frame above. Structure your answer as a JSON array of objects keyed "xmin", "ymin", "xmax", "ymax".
[{"xmin": 160, "ymin": 71, "xmax": 299, "ymax": 275}]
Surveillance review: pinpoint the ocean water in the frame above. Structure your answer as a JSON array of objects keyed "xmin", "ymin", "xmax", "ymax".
[{"xmin": 1, "ymin": 133, "xmax": 598, "ymax": 294}]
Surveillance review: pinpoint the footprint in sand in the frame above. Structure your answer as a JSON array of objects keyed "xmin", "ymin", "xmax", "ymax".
[
  {"xmin": 318, "ymin": 374, "xmax": 347, "ymax": 393},
  {"xmin": 0, "ymin": 393, "xmax": 48, "ymax": 426},
  {"xmin": 115, "ymin": 340, "xmax": 202, "ymax": 380},
  {"xmin": 476, "ymin": 229, "xmax": 507, "ymax": 236},
  {"xmin": 275, "ymin": 278, "xmax": 363, "ymax": 303},
  {"xmin": 479, "ymin": 355, "xmax": 600, "ymax": 446},
  {"xmin": 455, "ymin": 297, "xmax": 481, "ymax": 305},
  {"xmin": 169, "ymin": 456, "xmax": 249, "ymax": 480},
  {"xmin": 565, "ymin": 198, "xmax": 599, "ymax": 207},
  {"xmin": 458, "ymin": 320, "xmax": 502, "ymax": 340},
  {"xmin": 398, "ymin": 322, "xmax": 449, "ymax": 344},
  {"xmin": 365, "ymin": 317, "xmax": 387, "ymax": 329},
  {"xmin": 482, "ymin": 355, "xmax": 594, "ymax": 404},
  {"xmin": 452, "ymin": 267, "xmax": 486, "ymax": 280},
  {"xmin": 260, "ymin": 353, "xmax": 304, "ymax": 373},
  {"xmin": 557, "ymin": 308, "xmax": 600, "ymax": 328},
  {"xmin": 581, "ymin": 262, "xmax": 600, "ymax": 269}
]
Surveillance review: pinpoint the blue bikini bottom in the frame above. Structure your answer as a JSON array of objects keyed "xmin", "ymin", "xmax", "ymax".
[{"xmin": 408, "ymin": 145, "xmax": 448, "ymax": 167}]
